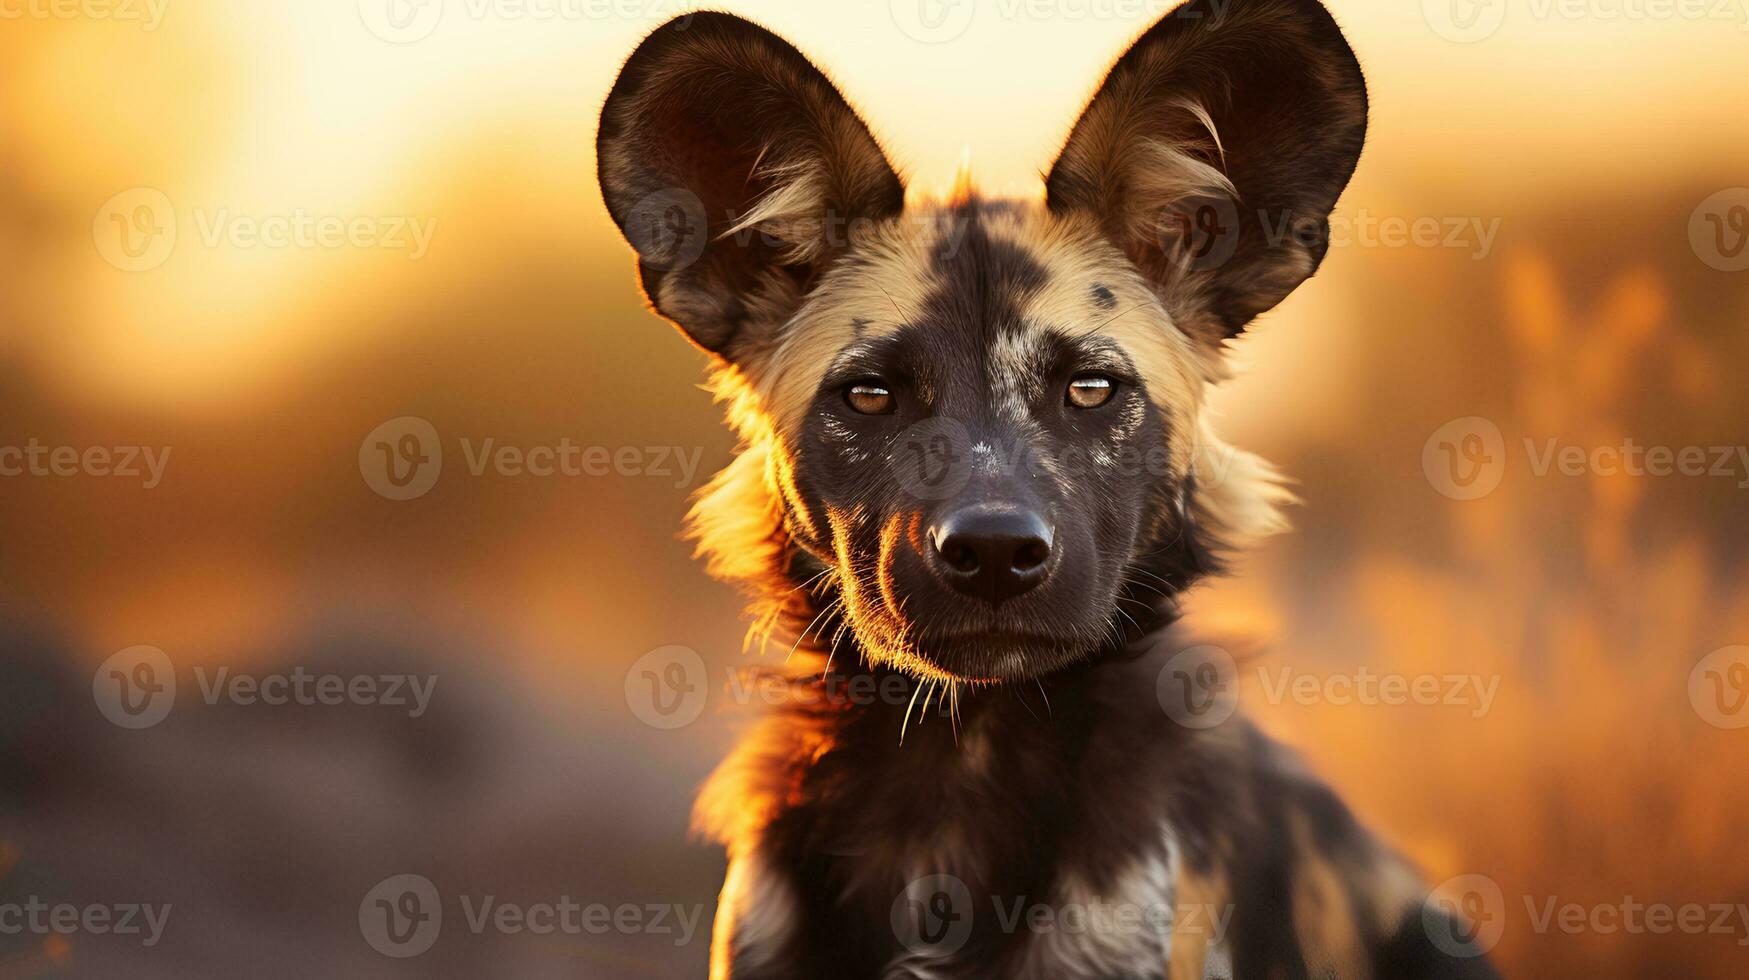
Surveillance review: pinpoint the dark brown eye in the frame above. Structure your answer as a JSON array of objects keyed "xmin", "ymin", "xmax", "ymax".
[
  {"xmin": 846, "ymin": 382, "xmax": 896, "ymax": 415},
  {"xmin": 1066, "ymin": 375, "xmax": 1115, "ymax": 409}
]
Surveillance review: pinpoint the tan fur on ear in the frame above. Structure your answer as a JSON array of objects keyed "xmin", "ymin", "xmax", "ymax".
[
  {"xmin": 1062, "ymin": 109, "xmax": 1237, "ymax": 248},
  {"xmin": 720, "ymin": 106, "xmax": 910, "ymax": 266},
  {"xmin": 719, "ymin": 156, "xmax": 833, "ymax": 264}
]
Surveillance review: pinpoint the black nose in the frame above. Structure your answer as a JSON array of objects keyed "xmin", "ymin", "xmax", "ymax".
[{"xmin": 929, "ymin": 506, "xmax": 1054, "ymax": 605}]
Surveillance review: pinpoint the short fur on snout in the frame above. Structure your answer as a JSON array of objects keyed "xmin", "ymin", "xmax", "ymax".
[{"xmin": 599, "ymin": 2, "xmax": 1500, "ymax": 977}]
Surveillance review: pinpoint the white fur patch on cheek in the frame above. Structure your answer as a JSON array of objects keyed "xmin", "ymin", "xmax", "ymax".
[
  {"xmin": 820, "ymin": 417, "xmax": 854, "ymax": 441},
  {"xmin": 819, "ymin": 417, "xmax": 874, "ymax": 464}
]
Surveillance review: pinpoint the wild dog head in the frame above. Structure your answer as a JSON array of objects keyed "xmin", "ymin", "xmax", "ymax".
[{"xmin": 598, "ymin": 0, "xmax": 1367, "ymax": 684}]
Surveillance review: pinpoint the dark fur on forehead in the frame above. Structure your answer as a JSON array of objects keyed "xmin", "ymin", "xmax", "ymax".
[{"xmin": 925, "ymin": 197, "xmax": 1049, "ymax": 333}]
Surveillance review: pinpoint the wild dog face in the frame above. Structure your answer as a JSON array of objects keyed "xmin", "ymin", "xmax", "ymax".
[{"xmin": 598, "ymin": 0, "xmax": 1367, "ymax": 682}]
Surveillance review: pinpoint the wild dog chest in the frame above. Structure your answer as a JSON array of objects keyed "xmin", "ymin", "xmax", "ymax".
[{"xmin": 740, "ymin": 700, "xmax": 1199, "ymax": 979}]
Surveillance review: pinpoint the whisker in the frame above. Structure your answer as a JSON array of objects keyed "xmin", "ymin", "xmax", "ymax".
[
  {"xmin": 874, "ymin": 283, "xmax": 913, "ymax": 328},
  {"xmin": 899, "ymin": 676, "xmax": 926, "ymax": 745},
  {"xmin": 788, "ymin": 598, "xmax": 841, "ymax": 664},
  {"xmin": 782, "ymin": 567, "xmax": 832, "ymax": 596},
  {"xmin": 1079, "ymin": 302, "xmax": 1148, "ymax": 338}
]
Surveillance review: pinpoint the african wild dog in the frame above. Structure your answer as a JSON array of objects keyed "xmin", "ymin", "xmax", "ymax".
[{"xmin": 598, "ymin": 1, "xmax": 1498, "ymax": 977}]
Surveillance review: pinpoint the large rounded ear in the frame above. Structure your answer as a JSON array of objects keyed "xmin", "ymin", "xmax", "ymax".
[
  {"xmin": 597, "ymin": 12, "xmax": 905, "ymax": 368},
  {"xmin": 1046, "ymin": 0, "xmax": 1368, "ymax": 350}
]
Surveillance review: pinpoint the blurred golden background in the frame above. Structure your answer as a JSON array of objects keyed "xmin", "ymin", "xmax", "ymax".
[{"xmin": 2, "ymin": 0, "xmax": 1748, "ymax": 975}]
